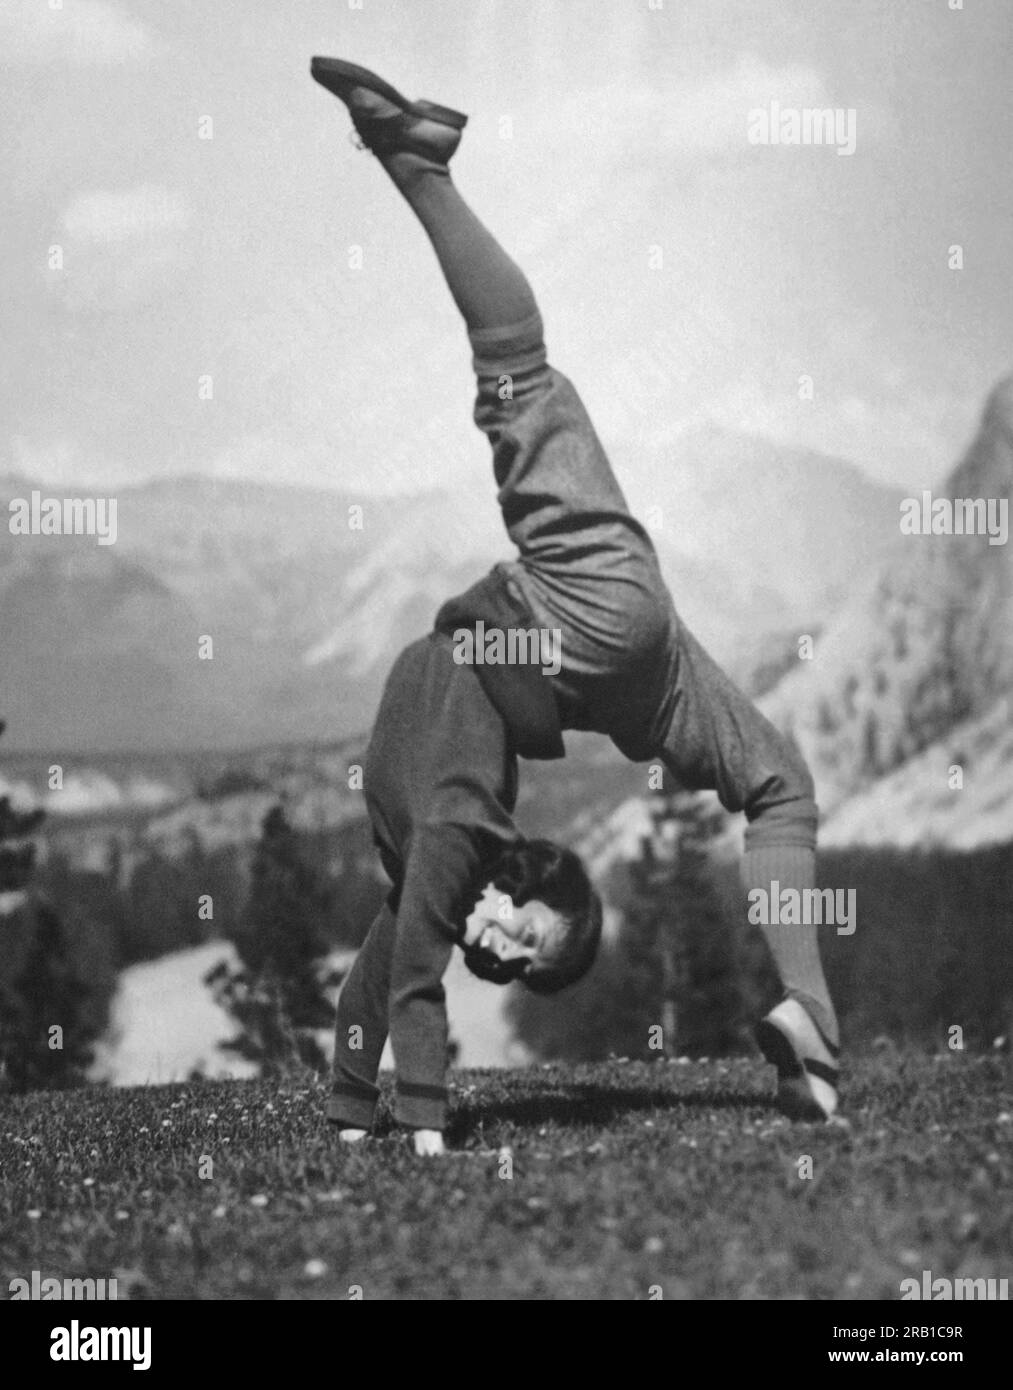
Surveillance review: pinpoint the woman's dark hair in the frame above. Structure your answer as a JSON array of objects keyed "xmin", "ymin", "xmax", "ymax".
[{"xmin": 462, "ymin": 839, "xmax": 602, "ymax": 995}]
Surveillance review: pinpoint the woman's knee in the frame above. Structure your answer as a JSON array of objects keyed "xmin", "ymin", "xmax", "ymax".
[{"xmin": 743, "ymin": 739, "xmax": 819, "ymax": 851}]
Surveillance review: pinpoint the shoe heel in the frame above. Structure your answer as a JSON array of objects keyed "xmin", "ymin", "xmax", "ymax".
[
  {"xmin": 755, "ymin": 1018, "xmax": 803, "ymax": 1078},
  {"xmin": 415, "ymin": 99, "xmax": 468, "ymax": 129}
]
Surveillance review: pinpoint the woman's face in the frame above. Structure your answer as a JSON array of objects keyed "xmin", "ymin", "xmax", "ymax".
[{"xmin": 462, "ymin": 882, "xmax": 566, "ymax": 969}]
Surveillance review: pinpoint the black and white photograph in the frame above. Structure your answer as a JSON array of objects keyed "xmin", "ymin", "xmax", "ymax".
[{"xmin": 1, "ymin": 0, "xmax": 1010, "ymax": 1343}]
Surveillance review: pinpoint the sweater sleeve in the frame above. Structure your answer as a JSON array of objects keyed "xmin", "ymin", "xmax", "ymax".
[{"xmin": 387, "ymin": 821, "xmax": 482, "ymax": 1130}]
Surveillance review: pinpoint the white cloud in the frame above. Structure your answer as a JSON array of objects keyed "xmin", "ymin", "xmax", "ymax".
[
  {"xmin": 642, "ymin": 55, "xmax": 830, "ymax": 155},
  {"xmin": 1, "ymin": 0, "xmax": 153, "ymax": 66},
  {"xmin": 63, "ymin": 184, "xmax": 190, "ymax": 244},
  {"xmin": 8, "ymin": 434, "xmax": 141, "ymax": 488},
  {"xmin": 10, "ymin": 434, "xmax": 84, "ymax": 485},
  {"xmin": 52, "ymin": 186, "xmax": 191, "ymax": 309},
  {"xmin": 527, "ymin": 56, "xmax": 849, "ymax": 161},
  {"xmin": 688, "ymin": 381, "xmax": 961, "ymax": 490}
]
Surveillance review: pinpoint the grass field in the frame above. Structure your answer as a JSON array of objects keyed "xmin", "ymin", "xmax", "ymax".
[{"xmin": 2, "ymin": 1052, "xmax": 1010, "ymax": 1300}]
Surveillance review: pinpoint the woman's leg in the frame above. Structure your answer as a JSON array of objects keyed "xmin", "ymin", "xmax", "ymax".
[
  {"xmin": 366, "ymin": 111, "xmax": 663, "ymax": 680},
  {"xmin": 319, "ymin": 71, "xmax": 538, "ymax": 332},
  {"xmin": 657, "ymin": 623, "xmax": 839, "ymax": 1048},
  {"xmin": 375, "ymin": 149, "xmax": 540, "ymax": 334},
  {"xmin": 321, "ymin": 79, "xmax": 646, "ymax": 582}
]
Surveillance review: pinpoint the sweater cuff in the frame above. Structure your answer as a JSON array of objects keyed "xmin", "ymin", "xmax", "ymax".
[
  {"xmin": 326, "ymin": 1085, "xmax": 378, "ymax": 1130},
  {"xmin": 394, "ymin": 1081, "xmax": 447, "ymax": 1131}
]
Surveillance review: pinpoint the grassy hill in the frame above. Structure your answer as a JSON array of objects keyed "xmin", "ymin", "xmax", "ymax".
[{"xmin": 2, "ymin": 1052, "xmax": 1010, "ymax": 1300}]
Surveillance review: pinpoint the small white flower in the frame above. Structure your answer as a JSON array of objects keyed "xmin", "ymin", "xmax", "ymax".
[
  {"xmin": 83, "ymin": 1177, "xmax": 95, "ymax": 1187},
  {"xmin": 26, "ymin": 1209, "xmax": 41, "ymax": 1220},
  {"xmin": 250, "ymin": 1194, "xmax": 269, "ymax": 1208},
  {"xmin": 212, "ymin": 1205, "xmax": 227, "ymax": 1218},
  {"xmin": 304, "ymin": 1258, "xmax": 328, "ymax": 1279},
  {"xmin": 115, "ymin": 1210, "xmax": 130, "ymax": 1221}
]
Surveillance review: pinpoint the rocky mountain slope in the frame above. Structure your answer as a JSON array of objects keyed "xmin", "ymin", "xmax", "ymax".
[{"xmin": 760, "ymin": 375, "xmax": 1012, "ymax": 844}]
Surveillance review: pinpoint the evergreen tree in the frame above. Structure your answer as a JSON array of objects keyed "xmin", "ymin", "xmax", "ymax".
[
  {"xmin": 613, "ymin": 825, "xmax": 677, "ymax": 1054},
  {"xmin": 665, "ymin": 794, "xmax": 747, "ymax": 1055},
  {"xmin": 0, "ymin": 722, "xmax": 114, "ymax": 1091},
  {"xmin": 208, "ymin": 803, "xmax": 337, "ymax": 1076},
  {"xmin": 614, "ymin": 790, "xmax": 746, "ymax": 1056}
]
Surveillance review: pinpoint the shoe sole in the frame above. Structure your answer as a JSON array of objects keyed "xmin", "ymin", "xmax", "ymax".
[
  {"xmin": 309, "ymin": 57, "xmax": 467, "ymax": 129},
  {"xmin": 755, "ymin": 1017, "xmax": 836, "ymax": 1122}
]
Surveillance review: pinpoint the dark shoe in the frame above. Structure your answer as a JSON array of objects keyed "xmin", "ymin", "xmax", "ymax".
[
  {"xmin": 310, "ymin": 57, "xmax": 467, "ymax": 163},
  {"xmin": 755, "ymin": 996, "xmax": 840, "ymax": 1121}
]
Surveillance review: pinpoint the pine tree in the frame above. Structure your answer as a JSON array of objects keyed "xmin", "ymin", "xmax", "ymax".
[
  {"xmin": 615, "ymin": 821, "xmax": 677, "ymax": 1054},
  {"xmin": 665, "ymin": 794, "xmax": 747, "ymax": 1055},
  {"xmin": 0, "ymin": 722, "xmax": 114, "ymax": 1090},
  {"xmin": 619, "ymin": 790, "xmax": 745, "ymax": 1057},
  {"xmin": 209, "ymin": 803, "xmax": 337, "ymax": 1076}
]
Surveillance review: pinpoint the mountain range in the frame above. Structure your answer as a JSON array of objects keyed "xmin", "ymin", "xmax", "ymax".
[
  {"xmin": 3, "ymin": 378, "xmax": 1010, "ymax": 855},
  {"xmin": 0, "ymin": 424, "xmax": 899, "ymax": 752}
]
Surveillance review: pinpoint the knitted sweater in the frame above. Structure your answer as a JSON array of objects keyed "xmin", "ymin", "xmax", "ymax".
[{"xmin": 364, "ymin": 630, "xmax": 520, "ymax": 1129}]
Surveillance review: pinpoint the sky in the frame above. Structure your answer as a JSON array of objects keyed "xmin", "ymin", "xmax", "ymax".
[{"xmin": 3, "ymin": 0, "xmax": 1011, "ymax": 498}]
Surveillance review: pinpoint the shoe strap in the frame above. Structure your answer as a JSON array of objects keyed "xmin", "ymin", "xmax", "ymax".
[
  {"xmin": 351, "ymin": 111, "xmax": 446, "ymax": 160},
  {"xmin": 812, "ymin": 1021, "xmax": 840, "ymax": 1060},
  {"xmin": 803, "ymin": 1057, "xmax": 840, "ymax": 1085}
]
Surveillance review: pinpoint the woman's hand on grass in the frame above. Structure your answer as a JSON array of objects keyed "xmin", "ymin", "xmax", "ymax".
[{"xmin": 413, "ymin": 1128, "xmax": 445, "ymax": 1157}]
